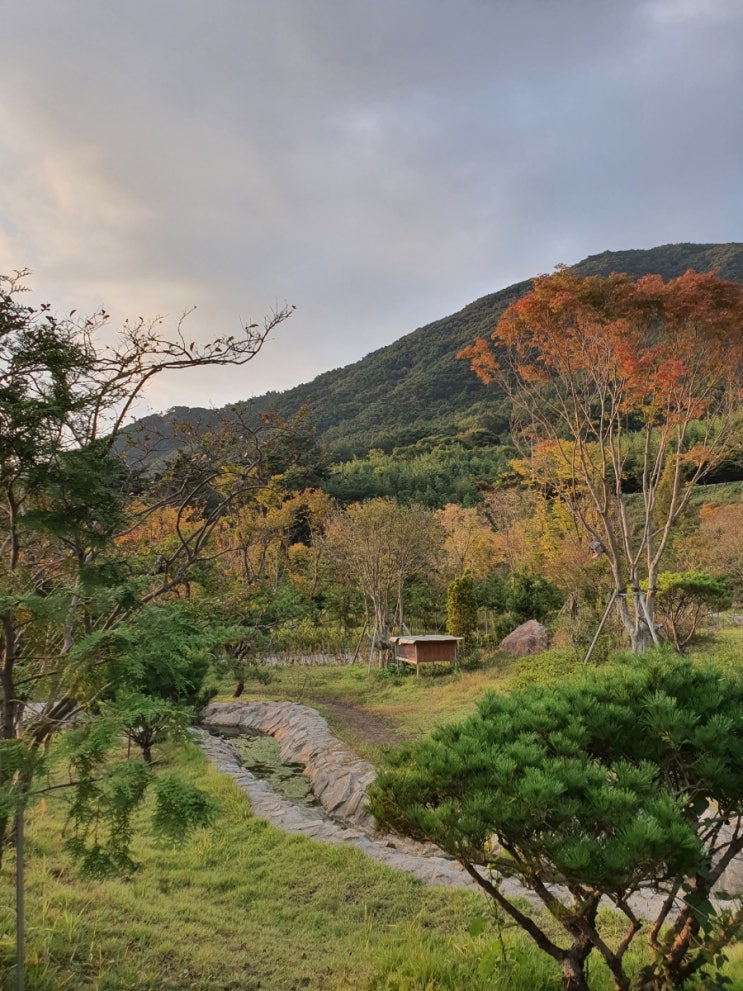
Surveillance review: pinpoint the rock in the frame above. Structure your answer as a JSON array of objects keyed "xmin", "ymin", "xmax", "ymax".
[
  {"xmin": 315, "ymin": 771, "xmax": 353, "ymax": 812},
  {"xmin": 498, "ymin": 619, "xmax": 549, "ymax": 656}
]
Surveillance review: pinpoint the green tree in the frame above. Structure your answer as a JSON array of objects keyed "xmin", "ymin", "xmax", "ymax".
[
  {"xmin": 648, "ymin": 571, "xmax": 731, "ymax": 652},
  {"xmin": 108, "ymin": 603, "xmax": 216, "ymax": 764},
  {"xmin": 0, "ymin": 269, "xmax": 293, "ymax": 869},
  {"xmin": 445, "ymin": 569, "xmax": 478, "ymax": 641},
  {"xmin": 369, "ymin": 653, "xmax": 743, "ymax": 991},
  {"xmin": 504, "ymin": 570, "xmax": 563, "ymax": 624}
]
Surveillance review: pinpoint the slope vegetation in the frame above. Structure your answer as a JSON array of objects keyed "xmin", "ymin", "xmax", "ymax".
[{"xmin": 122, "ymin": 242, "xmax": 743, "ymax": 464}]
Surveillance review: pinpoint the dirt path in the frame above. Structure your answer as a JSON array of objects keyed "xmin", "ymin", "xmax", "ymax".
[{"xmin": 318, "ymin": 699, "xmax": 406, "ymax": 751}]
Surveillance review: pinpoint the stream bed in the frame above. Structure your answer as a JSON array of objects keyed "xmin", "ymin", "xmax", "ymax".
[{"xmin": 209, "ymin": 728, "xmax": 319, "ymax": 808}]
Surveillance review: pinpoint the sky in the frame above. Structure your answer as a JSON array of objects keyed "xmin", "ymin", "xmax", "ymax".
[{"xmin": 2, "ymin": 0, "xmax": 742, "ymax": 414}]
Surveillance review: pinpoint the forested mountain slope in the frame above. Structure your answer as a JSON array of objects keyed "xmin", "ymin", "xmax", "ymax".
[{"xmin": 124, "ymin": 242, "xmax": 743, "ymax": 464}]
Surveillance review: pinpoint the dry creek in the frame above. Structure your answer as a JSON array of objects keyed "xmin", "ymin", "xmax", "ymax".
[{"xmin": 197, "ymin": 699, "xmax": 487, "ymax": 892}]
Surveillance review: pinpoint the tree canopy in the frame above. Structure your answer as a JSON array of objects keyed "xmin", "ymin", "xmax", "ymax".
[
  {"xmin": 323, "ymin": 498, "xmax": 443, "ymax": 658},
  {"xmin": 460, "ymin": 268, "xmax": 743, "ymax": 651},
  {"xmin": 369, "ymin": 653, "xmax": 743, "ymax": 991}
]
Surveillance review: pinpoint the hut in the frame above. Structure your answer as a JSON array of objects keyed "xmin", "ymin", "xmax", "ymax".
[{"xmin": 388, "ymin": 635, "xmax": 463, "ymax": 678}]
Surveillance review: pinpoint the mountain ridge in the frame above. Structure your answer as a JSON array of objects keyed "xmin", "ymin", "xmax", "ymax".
[{"xmin": 125, "ymin": 242, "xmax": 743, "ymax": 463}]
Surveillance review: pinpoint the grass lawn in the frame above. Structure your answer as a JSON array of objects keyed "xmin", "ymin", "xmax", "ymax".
[
  {"xmin": 2, "ymin": 743, "xmax": 498, "ymax": 991},
  {"xmin": 221, "ymin": 645, "xmax": 586, "ymax": 761}
]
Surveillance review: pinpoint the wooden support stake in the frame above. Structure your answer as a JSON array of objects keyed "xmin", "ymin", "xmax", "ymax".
[{"xmin": 583, "ymin": 589, "xmax": 617, "ymax": 664}]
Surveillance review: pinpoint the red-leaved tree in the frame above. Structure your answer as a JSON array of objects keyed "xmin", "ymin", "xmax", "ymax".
[{"xmin": 460, "ymin": 269, "xmax": 743, "ymax": 651}]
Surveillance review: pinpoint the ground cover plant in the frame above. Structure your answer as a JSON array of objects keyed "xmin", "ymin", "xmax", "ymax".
[{"xmin": 212, "ymin": 649, "xmax": 522, "ymax": 759}]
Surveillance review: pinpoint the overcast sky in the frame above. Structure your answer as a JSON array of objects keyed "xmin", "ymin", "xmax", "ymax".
[{"xmin": 2, "ymin": 0, "xmax": 742, "ymax": 413}]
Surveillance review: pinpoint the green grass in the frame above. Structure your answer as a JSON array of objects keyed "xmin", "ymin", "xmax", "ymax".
[
  {"xmin": 217, "ymin": 645, "xmax": 593, "ymax": 762},
  {"xmin": 217, "ymin": 628, "xmax": 743, "ymax": 761},
  {"xmin": 3, "ymin": 739, "xmax": 671, "ymax": 991},
  {"xmin": 1, "ymin": 742, "xmax": 502, "ymax": 991},
  {"xmin": 5, "ymin": 629, "xmax": 743, "ymax": 990}
]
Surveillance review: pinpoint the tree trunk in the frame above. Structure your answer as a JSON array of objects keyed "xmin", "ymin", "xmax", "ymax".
[
  {"xmin": 615, "ymin": 588, "xmax": 656, "ymax": 653},
  {"xmin": 1, "ymin": 613, "xmax": 21, "ymax": 740},
  {"xmin": 615, "ymin": 592, "xmax": 643, "ymax": 653},
  {"xmin": 560, "ymin": 948, "xmax": 591, "ymax": 991},
  {"xmin": 629, "ymin": 622, "xmax": 652, "ymax": 654}
]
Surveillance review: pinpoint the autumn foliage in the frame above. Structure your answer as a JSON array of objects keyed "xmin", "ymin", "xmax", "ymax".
[
  {"xmin": 461, "ymin": 268, "xmax": 743, "ymax": 429},
  {"xmin": 460, "ymin": 269, "xmax": 743, "ymax": 651}
]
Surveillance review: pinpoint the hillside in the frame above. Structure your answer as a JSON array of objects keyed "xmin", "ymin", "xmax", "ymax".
[{"xmin": 122, "ymin": 242, "xmax": 743, "ymax": 463}]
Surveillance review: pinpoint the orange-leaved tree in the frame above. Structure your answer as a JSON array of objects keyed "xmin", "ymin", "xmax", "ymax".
[{"xmin": 460, "ymin": 268, "xmax": 743, "ymax": 651}]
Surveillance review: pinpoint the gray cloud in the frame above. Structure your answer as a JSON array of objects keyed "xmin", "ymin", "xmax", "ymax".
[{"xmin": 1, "ymin": 0, "xmax": 742, "ymax": 411}]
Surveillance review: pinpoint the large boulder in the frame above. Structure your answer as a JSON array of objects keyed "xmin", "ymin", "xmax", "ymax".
[{"xmin": 498, "ymin": 619, "xmax": 549, "ymax": 656}]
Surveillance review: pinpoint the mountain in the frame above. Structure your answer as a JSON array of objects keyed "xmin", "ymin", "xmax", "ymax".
[{"xmin": 123, "ymin": 242, "xmax": 743, "ymax": 464}]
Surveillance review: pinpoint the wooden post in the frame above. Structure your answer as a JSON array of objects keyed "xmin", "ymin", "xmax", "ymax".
[
  {"xmin": 367, "ymin": 623, "xmax": 376, "ymax": 673},
  {"xmin": 351, "ymin": 619, "xmax": 368, "ymax": 665},
  {"xmin": 583, "ymin": 590, "xmax": 617, "ymax": 664}
]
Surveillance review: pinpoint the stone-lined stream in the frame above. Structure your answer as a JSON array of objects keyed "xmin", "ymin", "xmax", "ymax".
[
  {"xmin": 197, "ymin": 701, "xmax": 485, "ymax": 891},
  {"xmin": 196, "ymin": 700, "xmax": 676, "ymax": 915},
  {"xmin": 208, "ymin": 727, "xmax": 318, "ymax": 808}
]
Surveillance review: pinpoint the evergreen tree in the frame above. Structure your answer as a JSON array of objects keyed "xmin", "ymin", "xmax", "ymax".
[
  {"xmin": 445, "ymin": 569, "xmax": 478, "ymax": 640},
  {"xmin": 370, "ymin": 653, "xmax": 743, "ymax": 991}
]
